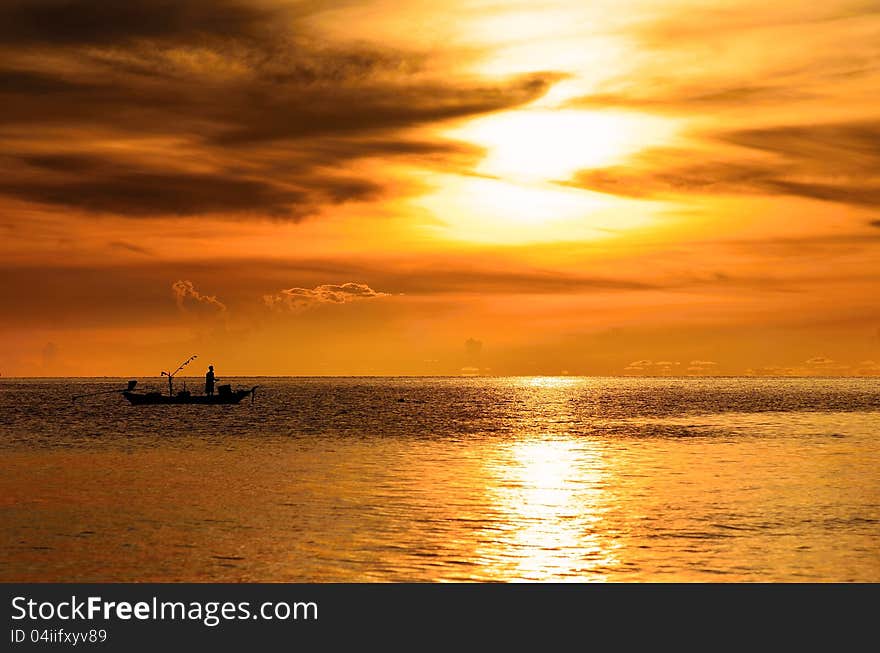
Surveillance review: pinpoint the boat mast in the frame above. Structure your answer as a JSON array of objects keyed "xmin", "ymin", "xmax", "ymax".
[{"xmin": 160, "ymin": 354, "xmax": 198, "ymax": 396}]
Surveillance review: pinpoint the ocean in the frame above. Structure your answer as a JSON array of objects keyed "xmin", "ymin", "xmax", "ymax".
[{"xmin": 1, "ymin": 376, "xmax": 878, "ymax": 582}]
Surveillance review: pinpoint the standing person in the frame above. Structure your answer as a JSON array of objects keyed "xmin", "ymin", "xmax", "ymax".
[{"xmin": 205, "ymin": 365, "xmax": 216, "ymax": 396}]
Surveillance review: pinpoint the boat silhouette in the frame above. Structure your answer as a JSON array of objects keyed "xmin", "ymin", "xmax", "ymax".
[
  {"xmin": 123, "ymin": 383, "xmax": 256, "ymax": 405},
  {"xmin": 71, "ymin": 355, "xmax": 257, "ymax": 405}
]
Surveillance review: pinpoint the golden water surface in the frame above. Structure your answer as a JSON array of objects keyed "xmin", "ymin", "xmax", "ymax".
[{"xmin": 1, "ymin": 377, "xmax": 878, "ymax": 581}]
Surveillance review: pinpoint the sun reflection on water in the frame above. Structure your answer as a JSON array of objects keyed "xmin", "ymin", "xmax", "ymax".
[
  {"xmin": 522, "ymin": 375, "xmax": 582, "ymax": 389},
  {"xmin": 479, "ymin": 436, "xmax": 621, "ymax": 581}
]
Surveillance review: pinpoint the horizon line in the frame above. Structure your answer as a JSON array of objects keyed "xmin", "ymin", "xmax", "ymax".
[{"xmin": 1, "ymin": 374, "xmax": 878, "ymax": 380}]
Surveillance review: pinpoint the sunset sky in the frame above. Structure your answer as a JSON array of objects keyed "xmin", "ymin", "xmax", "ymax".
[{"xmin": 1, "ymin": 0, "xmax": 878, "ymax": 376}]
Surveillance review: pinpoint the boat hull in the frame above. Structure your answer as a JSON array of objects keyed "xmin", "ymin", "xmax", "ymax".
[{"xmin": 122, "ymin": 389, "xmax": 253, "ymax": 405}]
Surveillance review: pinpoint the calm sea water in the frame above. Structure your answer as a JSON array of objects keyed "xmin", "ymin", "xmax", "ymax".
[{"xmin": 1, "ymin": 377, "xmax": 878, "ymax": 582}]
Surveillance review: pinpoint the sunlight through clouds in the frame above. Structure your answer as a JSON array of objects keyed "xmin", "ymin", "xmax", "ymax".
[
  {"xmin": 450, "ymin": 110, "xmax": 678, "ymax": 183},
  {"xmin": 0, "ymin": 0, "xmax": 878, "ymax": 375}
]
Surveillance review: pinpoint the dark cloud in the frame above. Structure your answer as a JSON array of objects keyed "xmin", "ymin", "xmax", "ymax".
[
  {"xmin": 0, "ymin": 69, "xmax": 99, "ymax": 95},
  {"xmin": 2, "ymin": 151, "xmax": 393, "ymax": 218},
  {"xmin": 0, "ymin": 0, "xmax": 278, "ymax": 46},
  {"xmin": 0, "ymin": 66, "xmax": 553, "ymax": 215},
  {"xmin": 2, "ymin": 155, "xmax": 314, "ymax": 217},
  {"xmin": 713, "ymin": 232, "xmax": 880, "ymax": 266},
  {"xmin": 0, "ymin": 0, "xmax": 560, "ymax": 219},
  {"xmin": 109, "ymin": 241, "xmax": 153, "ymax": 256},
  {"xmin": 719, "ymin": 121, "xmax": 880, "ymax": 171},
  {"xmin": 564, "ymin": 120, "xmax": 880, "ymax": 209},
  {"xmin": 211, "ymin": 73, "xmax": 557, "ymax": 145},
  {"xmin": 758, "ymin": 179, "xmax": 880, "ymax": 208},
  {"xmin": 567, "ymin": 157, "xmax": 880, "ymax": 208},
  {"xmin": 0, "ymin": 61, "xmax": 555, "ymax": 141},
  {"xmin": 388, "ymin": 268, "xmax": 658, "ymax": 294},
  {"xmin": 565, "ymin": 153, "xmax": 770, "ymax": 198}
]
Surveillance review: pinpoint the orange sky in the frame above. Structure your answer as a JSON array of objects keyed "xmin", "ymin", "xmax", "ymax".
[{"xmin": 1, "ymin": 0, "xmax": 878, "ymax": 376}]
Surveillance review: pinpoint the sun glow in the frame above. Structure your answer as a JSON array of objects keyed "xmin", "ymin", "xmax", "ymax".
[
  {"xmin": 450, "ymin": 110, "xmax": 675, "ymax": 183},
  {"xmin": 416, "ymin": 173, "xmax": 656, "ymax": 244},
  {"xmin": 422, "ymin": 109, "xmax": 677, "ymax": 243},
  {"xmin": 417, "ymin": 174, "xmax": 634, "ymax": 244}
]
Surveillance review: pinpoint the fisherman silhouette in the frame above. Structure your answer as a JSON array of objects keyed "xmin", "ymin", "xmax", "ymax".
[{"xmin": 205, "ymin": 365, "xmax": 216, "ymax": 396}]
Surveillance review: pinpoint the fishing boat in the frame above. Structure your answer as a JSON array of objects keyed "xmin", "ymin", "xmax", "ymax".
[
  {"xmin": 71, "ymin": 355, "xmax": 257, "ymax": 406},
  {"xmin": 122, "ymin": 384, "xmax": 256, "ymax": 405}
]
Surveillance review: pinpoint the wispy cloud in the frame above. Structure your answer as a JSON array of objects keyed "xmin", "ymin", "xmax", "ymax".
[
  {"xmin": 109, "ymin": 240, "xmax": 153, "ymax": 256},
  {"xmin": 0, "ymin": 0, "xmax": 559, "ymax": 220},
  {"xmin": 623, "ymin": 359, "xmax": 682, "ymax": 373},
  {"xmin": 564, "ymin": 120, "xmax": 880, "ymax": 209},
  {"xmin": 172, "ymin": 280, "xmax": 227, "ymax": 315},
  {"xmin": 855, "ymin": 360, "xmax": 880, "ymax": 374},
  {"xmin": 264, "ymin": 282, "xmax": 389, "ymax": 312},
  {"xmin": 567, "ymin": 84, "xmax": 816, "ymax": 113},
  {"xmin": 687, "ymin": 360, "xmax": 719, "ymax": 372}
]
